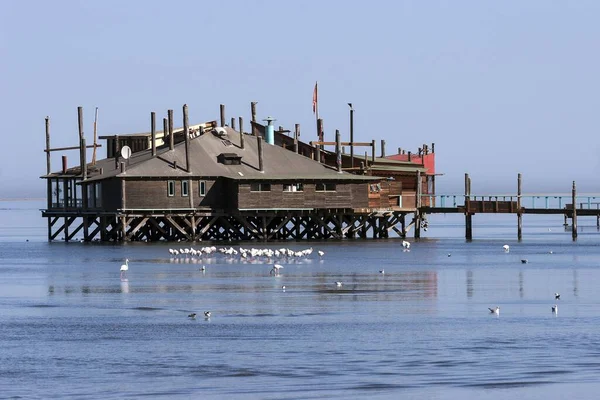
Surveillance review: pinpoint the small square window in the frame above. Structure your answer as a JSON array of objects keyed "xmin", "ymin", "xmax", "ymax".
[
  {"xmin": 182, "ymin": 181, "xmax": 189, "ymax": 197},
  {"xmin": 250, "ymin": 183, "xmax": 271, "ymax": 192},
  {"xmin": 199, "ymin": 181, "xmax": 206, "ymax": 196},
  {"xmin": 168, "ymin": 181, "xmax": 175, "ymax": 197}
]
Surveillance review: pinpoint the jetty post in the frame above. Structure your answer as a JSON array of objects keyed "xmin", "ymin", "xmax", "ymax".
[
  {"xmin": 414, "ymin": 170, "xmax": 422, "ymax": 238},
  {"xmin": 572, "ymin": 181, "xmax": 577, "ymax": 240},
  {"xmin": 465, "ymin": 173, "xmax": 472, "ymax": 240},
  {"xmin": 517, "ymin": 173, "xmax": 522, "ymax": 240}
]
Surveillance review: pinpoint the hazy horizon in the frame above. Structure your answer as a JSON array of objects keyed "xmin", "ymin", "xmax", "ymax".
[{"xmin": 2, "ymin": 1, "xmax": 599, "ymax": 198}]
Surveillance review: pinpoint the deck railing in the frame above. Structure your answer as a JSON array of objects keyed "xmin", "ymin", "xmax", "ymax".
[{"xmin": 420, "ymin": 194, "xmax": 600, "ymax": 210}]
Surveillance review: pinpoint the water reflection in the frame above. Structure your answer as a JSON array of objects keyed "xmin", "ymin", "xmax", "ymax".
[{"xmin": 120, "ymin": 278, "xmax": 129, "ymax": 294}]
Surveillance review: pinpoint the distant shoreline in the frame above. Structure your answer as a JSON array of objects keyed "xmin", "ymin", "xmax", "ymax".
[{"xmin": 0, "ymin": 198, "xmax": 44, "ymax": 201}]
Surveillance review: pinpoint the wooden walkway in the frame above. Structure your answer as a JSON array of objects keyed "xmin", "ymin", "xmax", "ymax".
[{"xmin": 417, "ymin": 175, "xmax": 600, "ymax": 240}]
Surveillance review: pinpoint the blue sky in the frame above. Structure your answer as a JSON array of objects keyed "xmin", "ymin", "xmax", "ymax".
[{"xmin": 2, "ymin": 1, "xmax": 599, "ymax": 198}]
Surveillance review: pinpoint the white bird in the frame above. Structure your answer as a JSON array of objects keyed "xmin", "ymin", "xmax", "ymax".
[
  {"xmin": 402, "ymin": 240, "xmax": 410, "ymax": 249},
  {"xmin": 318, "ymin": 250, "xmax": 325, "ymax": 257},
  {"xmin": 335, "ymin": 281, "xmax": 343, "ymax": 287},
  {"xmin": 552, "ymin": 304, "xmax": 558, "ymax": 313},
  {"xmin": 270, "ymin": 264, "xmax": 284, "ymax": 275},
  {"xmin": 282, "ymin": 285, "xmax": 286, "ymax": 291},
  {"xmin": 120, "ymin": 259, "xmax": 129, "ymax": 278},
  {"xmin": 503, "ymin": 245, "xmax": 510, "ymax": 252},
  {"xmin": 489, "ymin": 306, "xmax": 500, "ymax": 315},
  {"xmin": 201, "ymin": 265, "xmax": 206, "ymax": 272},
  {"xmin": 555, "ymin": 293, "xmax": 560, "ymax": 300},
  {"xmin": 379, "ymin": 269, "xmax": 385, "ymax": 274},
  {"xmin": 204, "ymin": 311, "xmax": 211, "ymax": 318}
]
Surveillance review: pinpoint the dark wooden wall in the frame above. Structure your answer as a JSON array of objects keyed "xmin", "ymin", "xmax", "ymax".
[
  {"xmin": 101, "ymin": 178, "xmax": 122, "ymax": 211},
  {"xmin": 237, "ymin": 182, "xmax": 368, "ymax": 210}
]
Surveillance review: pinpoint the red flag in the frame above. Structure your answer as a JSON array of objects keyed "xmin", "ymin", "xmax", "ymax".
[{"xmin": 312, "ymin": 82, "xmax": 318, "ymax": 114}]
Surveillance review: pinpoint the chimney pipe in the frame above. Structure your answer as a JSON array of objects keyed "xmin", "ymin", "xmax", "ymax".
[
  {"xmin": 231, "ymin": 117, "xmax": 236, "ymax": 130},
  {"xmin": 294, "ymin": 124, "xmax": 299, "ymax": 154},
  {"xmin": 183, "ymin": 104, "xmax": 190, "ymax": 172},
  {"xmin": 151, "ymin": 111, "xmax": 156, "ymax": 156},
  {"xmin": 408, "ymin": 151, "xmax": 412, "ymax": 162},
  {"xmin": 168, "ymin": 109, "xmax": 174, "ymax": 150},
  {"xmin": 431, "ymin": 143, "xmax": 435, "ymax": 153},
  {"xmin": 239, "ymin": 116, "xmax": 245, "ymax": 149},
  {"xmin": 220, "ymin": 104, "xmax": 225, "ymax": 127},
  {"xmin": 62, "ymin": 155, "xmax": 68, "ymax": 174},
  {"xmin": 263, "ymin": 116, "xmax": 276, "ymax": 145},
  {"xmin": 398, "ymin": 147, "xmax": 402, "ymax": 155},
  {"xmin": 381, "ymin": 139, "xmax": 386, "ymax": 158},
  {"xmin": 335, "ymin": 129, "xmax": 342, "ymax": 172},
  {"xmin": 257, "ymin": 136, "xmax": 264, "ymax": 172}
]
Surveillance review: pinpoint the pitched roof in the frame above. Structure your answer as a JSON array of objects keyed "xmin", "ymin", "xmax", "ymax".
[{"xmin": 50, "ymin": 128, "xmax": 381, "ymax": 183}]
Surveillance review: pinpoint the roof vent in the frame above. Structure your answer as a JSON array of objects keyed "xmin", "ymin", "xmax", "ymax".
[
  {"xmin": 213, "ymin": 127, "xmax": 228, "ymax": 137},
  {"xmin": 217, "ymin": 152, "xmax": 242, "ymax": 165}
]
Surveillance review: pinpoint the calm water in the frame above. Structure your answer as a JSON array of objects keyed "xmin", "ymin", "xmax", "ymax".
[{"xmin": 2, "ymin": 200, "xmax": 600, "ymax": 399}]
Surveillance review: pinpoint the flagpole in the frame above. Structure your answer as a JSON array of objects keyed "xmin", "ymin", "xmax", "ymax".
[{"xmin": 315, "ymin": 81, "xmax": 319, "ymax": 142}]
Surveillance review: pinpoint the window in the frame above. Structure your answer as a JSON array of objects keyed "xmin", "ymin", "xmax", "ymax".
[
  {"xmin": 182, "ymin": 181, "xmax": 189, "ymax": 197},
  {"xmin": 168, "ymin": 181, "xmax": 175, "ymax": 197},
  {"xmin": 283, "ymin": 183, "xmax": 304, "ymax": 192},
  {"xmin": 199, "ymin": 181, "xmax": 206, "ymax": 196},
  {"xmin": 315, "ymin": 183, "xmax": 336, "ymax": 192},
  {"xmin": 250, "ymin": 183, "xmax": 271, "ymax": 192}
]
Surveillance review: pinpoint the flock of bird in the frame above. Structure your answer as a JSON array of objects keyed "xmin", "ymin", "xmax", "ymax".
[
  {"xmin": 121, "ymin": 241, "xmax": 561, "ymax": 320},
  {"xmin": 168, "ymin": 246, "xmax": 325, "ymax": 260}
]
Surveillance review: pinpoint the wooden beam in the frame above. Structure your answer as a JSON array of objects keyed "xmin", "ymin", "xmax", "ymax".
[
  {"xmin": 45, "ymin": 144, "xmax": 102, "ymax": 153},
  {"xmin": 312, "ymin": 141, "xmax": 373, "ymax": 147}
]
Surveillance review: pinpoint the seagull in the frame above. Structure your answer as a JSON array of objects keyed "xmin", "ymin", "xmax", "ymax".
[
  {"xmin": 489, "ymin": 306, "xmax": 500, "ymax": 315},
  {"xmin": 552, "ymin": 304, "xmax": 558, "ymax": 313},
  {"xmin": 447, "ymin": 253, "xmax": 451, "ymax": 257},
  {"xmin": 335, "ymin": 281, "xmax": 343, "ymax": 287},
  {"xmin": 282, "ymin": 285, "xmax": 286, "ymax": 291},
  {"xmin": 204, "ymin": 311, "xmax": 211, "ymax": 319},
  {"xmin": 201, "ymin": 265, "xmax": 206, "ymax": 272},
  {"xmin": 402, "ymin": 240, "xmax": 410, "ymax": 249},
  {"xmin": 318, "ymin": 250, "xmax": 325, "ymax": 257},
  {"xmin": 270, "ymin": 264, "xmax": 284, "ymax": 275},
  {"xmin": 555, "ymin": 293, "xmax": 561, "ymax": 300},
  {"xmin": 379, "ymin": 269, "xmax": 385, "ymax": 274},
  {"xmin": 120, "ymin": 259, "xmax": 129, "ymax": 278},
  {"xmin": 503, "ymin": 245, "xmax": 510, "ymax": 252},
  {"xmin": 188, "ymin": 313, "xmax": 197, "ymax": 319},
  {"xmin": 521, "ymin": 259, "xmax": 528, "ymax": 264}
]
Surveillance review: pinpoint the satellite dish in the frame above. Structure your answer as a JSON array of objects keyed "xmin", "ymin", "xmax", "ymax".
[{"xmin": 121, "ymin": 145, "xmax": 132, "ymax": 159}]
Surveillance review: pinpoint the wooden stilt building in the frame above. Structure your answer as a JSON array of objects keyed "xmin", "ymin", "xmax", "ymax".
[{"xmin": 41, "ymin": 105, "xmax": 428, "ymax": 242}]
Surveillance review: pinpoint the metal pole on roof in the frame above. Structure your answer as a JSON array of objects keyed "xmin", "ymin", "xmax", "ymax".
[
  {"xmin": 348, "ymin": 103, "xmax": 354, "ymax": 168},
  {"xmin": 183, "ymin": 104, "xmax": 190, "ymax": 172}
]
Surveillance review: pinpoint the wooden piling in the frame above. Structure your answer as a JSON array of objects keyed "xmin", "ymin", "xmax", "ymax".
[
  {"xmin": 572, "ymin": 181, "xmax": 577, "ymax": 240},
  {"xmin": 371, "ymin": 140, "xmax": 376, "ymax": 162},
  {"xmin": 45, "ymin": 117, "xmax": 51, "ymax": 174},
  {"xmin": 349, "ymin": 106, "xmax": 354, "ymax": 168},
  {"xmin": 163, "ymin": 118, "xmax": 168, "ymax": 150},
  {"xmin": 465, "ymin": 173, "xmax": 472, "ymax": 240},
  {"xmin": 183, "ymin": 104, "xmax": 190, "ymax": 172},
  {"xmin": 381, "ymin": 140, "xmax": 386, "ymax": 158},
  {"xmin": 77, "ymin": 106, "xmax": 84, "ymax": 173},
  {"xmin": 151, "ymin": 112, "xmax": 156, "ymax": 157},
  {"xmin": 220, "ymin": 104, "xmax": 225, "ymax": 127},
  {"xmin": 317, "ymin": 118, "xmax": 323, "ymax": 144},
  {"xmin": 517, "ymin": 173, "xmax": 522, "ymax": 240},
  {"xmin": 239, "ymin": 117, "xmax": 245, "ymax": 149},
  {"xmin": 251, "ymin": 101, "xmax": 257, "ymax": 123},
  {"xmin": 168, "ymin": 109, "xmax": 174, "ymax": 150},
  {"xmin": 294, "ymin": 124, "xmax": 299, "ymax": 153},
  {"xmin": 335, "ymin": 129, "xmax": 342, "ymax": 172},
  {"xmin": 257, "ymin": 136, "xmax": 264, "ymax": 172},
  {"xmin": 81, "ymin": 138, "xmax": 87, "ymax": 180},
  {"xmin": 231, "ymin": 117, "xmax": 236, "ymax": 130},
  {"xmin": 415, "ymin": 170, "xmax": 422, "ymax": 239},
  {"xmin": 315, "ymin": 143, "xmax": 321, "ymax": 164}
]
